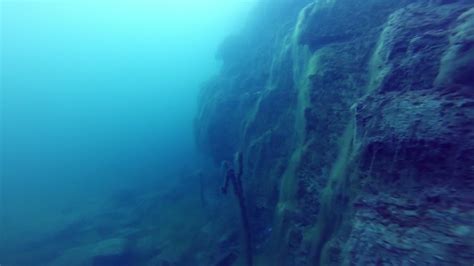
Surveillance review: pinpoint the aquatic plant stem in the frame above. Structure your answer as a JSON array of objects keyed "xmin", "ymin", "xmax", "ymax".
[{"xmin": 222, "ymin": 152, "xmax": 253, "ymax": 266}]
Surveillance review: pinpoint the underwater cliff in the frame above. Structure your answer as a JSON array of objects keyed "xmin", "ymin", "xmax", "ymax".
[
  {"xmin": 2, "ymin": 0, "xmax": 474, "ymax": 265},
  {"xmin": 196, "ymin": 0, "xmax": 474, "ymax": 265}
]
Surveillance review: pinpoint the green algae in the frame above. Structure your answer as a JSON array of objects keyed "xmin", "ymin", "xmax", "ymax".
[
  {"xmin": 307, "ymin": 119, "xmax": 359, "ymax": 265},
  {"xmin": 266, "ymin": 32, "xmax": 326, "ymax": 264}
]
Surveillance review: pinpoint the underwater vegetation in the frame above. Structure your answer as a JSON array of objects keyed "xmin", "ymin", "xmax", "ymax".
[
  {"xmin": 221, "ymin": 152, "xmax": 253, "ymax": 266},
  {"xmin": 196, "ymin": 0, "xmax": 474, "ymax": 265},
  {"xmin": 2, "ymin": 0, "xmax": 474, "ymax": 265}
]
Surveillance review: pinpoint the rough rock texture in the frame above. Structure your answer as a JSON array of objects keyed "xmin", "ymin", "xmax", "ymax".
[{"xmin": 196, "ymin": 0, "xmax": 474, "ymax": 265}]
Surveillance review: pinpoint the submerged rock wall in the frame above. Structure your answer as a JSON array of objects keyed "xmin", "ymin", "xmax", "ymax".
[{"xmin": 196, "ymin": 0, "xmax": 474, "ymax": 265}]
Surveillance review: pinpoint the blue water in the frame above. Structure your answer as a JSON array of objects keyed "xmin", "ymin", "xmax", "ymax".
[{"xmin": 1, "ymin": 1, "xmax": 253, "ymax": 264}]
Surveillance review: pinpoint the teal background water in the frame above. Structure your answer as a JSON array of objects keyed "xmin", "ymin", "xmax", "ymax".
[{"xmin": 1, "ymin": 0, "xmax": 253, "ymax": 250}]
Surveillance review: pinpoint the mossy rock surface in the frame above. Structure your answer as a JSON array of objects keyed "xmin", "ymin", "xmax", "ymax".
[{"xmin": 195, "ymin": 0, "xmax": 474, "ymax": 265}]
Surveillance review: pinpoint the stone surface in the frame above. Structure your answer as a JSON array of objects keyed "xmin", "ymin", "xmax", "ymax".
[{"xmin": 195, "ymin": 0, "xmax": 474, "ymax": 265}]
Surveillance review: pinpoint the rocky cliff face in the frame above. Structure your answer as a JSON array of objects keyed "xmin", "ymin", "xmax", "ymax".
[{"xmin": 196, "ymin": 0, "xmax": 474, "ymax": 265}]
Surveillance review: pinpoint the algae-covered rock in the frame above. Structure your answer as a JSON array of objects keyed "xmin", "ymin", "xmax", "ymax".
[
  {"xmin": 436, "ymin": 7, "xmax": 474, "ymax": 87},
  {"xmin": 195, "ymin": 0, "xmax": 474, "ymax": 265}
]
